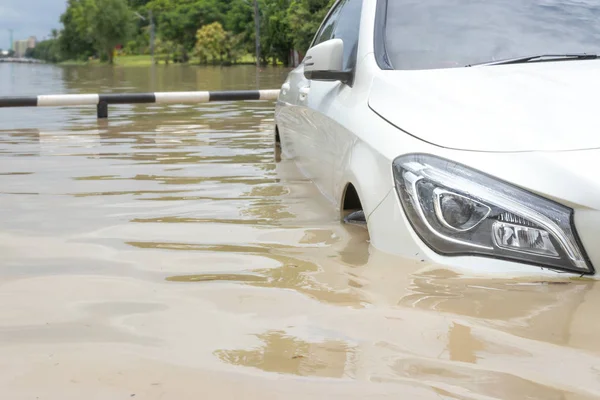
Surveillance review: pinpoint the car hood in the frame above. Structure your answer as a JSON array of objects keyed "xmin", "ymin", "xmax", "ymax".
[{"xmin": 368, "ymin": 60, "xmax": 600, "ymax": 152}]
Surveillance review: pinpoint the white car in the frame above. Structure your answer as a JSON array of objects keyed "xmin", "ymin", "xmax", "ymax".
[{"xmin": 274, "ymin": 0, "xmax": 600, "ymax": 278}]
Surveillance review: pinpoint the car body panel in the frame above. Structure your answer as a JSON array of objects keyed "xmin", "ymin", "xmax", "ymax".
[
  {"xmin": 368, "ymin": 60, "xmax": 600, "ymax": 152},
  {"xmin": 574, "ymin": 209, "xmax": 600, "ymax": 275},
  {"xmin": 276, "ymin": 57, "xmax": 392, "ymax": 216}
]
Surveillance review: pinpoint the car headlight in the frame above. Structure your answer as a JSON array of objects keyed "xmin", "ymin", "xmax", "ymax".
[{"xmin": 392, "ymin": 154, "xmax": 593, "ymax": 274}]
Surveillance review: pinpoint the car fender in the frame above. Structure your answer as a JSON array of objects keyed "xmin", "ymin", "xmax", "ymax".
[{"xmin": 335, "ymin": 138, "xmax": 393, "ymax": 218}]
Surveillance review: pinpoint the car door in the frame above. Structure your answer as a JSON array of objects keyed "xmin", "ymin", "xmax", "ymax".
[
  {"xmin": 277, "ymin": 0, "xmax": 363, "ymax": 204},
  {"xmin": 276, "ymin": 61, "xmax": 310, "ymax": 163}
]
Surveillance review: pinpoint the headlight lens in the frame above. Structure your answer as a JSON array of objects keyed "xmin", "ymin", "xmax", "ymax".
[{"xmin": 393, "ymin": 154, "xmax": 592, "ymax": 274}]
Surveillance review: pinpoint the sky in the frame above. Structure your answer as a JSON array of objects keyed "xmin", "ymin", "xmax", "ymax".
[{"xmin": 0, "ymin": 0, "xmax": 66, "ymax": 49}]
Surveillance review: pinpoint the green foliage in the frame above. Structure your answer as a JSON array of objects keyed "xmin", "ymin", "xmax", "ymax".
[
  {"xmin": 28, "ymin": 39, "xmax": 63, "ymax": 63},
  {"xmin": 59, "ymin": 0, "xmax": 95, "ymax": 60},
  {"xmin": 88, "ymin": 0, "xmax": 135, "ymax": 63},
  {"xmin": 287, "ymin": 0, "xmax": 333, "ymax": 53},
  {"xmin": 48, "ymin": 0, "xmax": 336, "ymax": 65},
  {"xmin": 124, "ymin": 26, "xmax": 151, "ymax": 55},
  {"xmin": 57, "ymin": 0, "xmax": 133, "ymax": 63},
  {"xmin": 224, "ymin": 0, "xmax": 253, "ymax": 35},
  {"xmin": 260, "ymin": 0, "xmax": 294, "ymax": 65},
  {"xmin": 128, "ymin": 0, "xmax": 152, "ymax": 7},
  {"xmin": 224, "ymin": 0, "xmax": 254, "ymax": 56},
  {"xmin": 193, "ymin": 21, "xmax": 226, "ymax": 63},
  {"xmin": 156, "ymin": 0, "xmax": 226, "ymax": 61},
  {"xmin": 193, "ymin": 21, "xmax": 245, "ymax": 64},
  {"xmin": 154, "ymin": 37, "xmax": 177, "ymax": 63}
]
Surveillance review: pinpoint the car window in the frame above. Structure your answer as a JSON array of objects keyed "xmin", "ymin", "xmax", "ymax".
[
  {"xmin": 312, "ymin": 0, "xmax": 363, "ymax": 70},
  {"xmin": 313, "ymin": 5, "xmax": 343, "ymax": 46},
  {"xmin": 382, "ymin": 0, "xmax": 600, "ymax": 70}
]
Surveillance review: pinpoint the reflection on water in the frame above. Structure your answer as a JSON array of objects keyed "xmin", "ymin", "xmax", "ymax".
[
  {"xmin": 216, "ymin": 330, "xmax": 357, "ymax": 379},
  {"xmin": 1, "ymin": 63, "xmax": 600, "ymax": 399},
  {"xmin": 163, "ymin": 232, "xmax": 365, "ymax": 307}
]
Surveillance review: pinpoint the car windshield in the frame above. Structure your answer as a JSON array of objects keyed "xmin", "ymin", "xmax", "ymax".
[{"xmin": 383, "ymin": 0, "xmax": 600, "ymax": 70}]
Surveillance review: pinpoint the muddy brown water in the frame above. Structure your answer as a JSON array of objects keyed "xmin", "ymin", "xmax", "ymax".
[{"xmin": 1, "ymin": 63, "xmax": 600, "ymax": 399}]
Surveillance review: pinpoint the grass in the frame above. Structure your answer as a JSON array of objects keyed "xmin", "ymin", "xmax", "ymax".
[
  {"xmin": 114, "ymin": 53, "xmax": 260, "ymax": 67},
  {"xmin": 59, "ymin": 55, "xmax": 154, "ymax": 66},
  {"xmin": 113, "ymin": 54, "xmax": 154, "ymax": 66},
  {"xmin": 59, "ymin": 53, "xmax": 280, "ymax": 67},
  {"xmin": 58, "ymin": 59, "xmax": 97, "ymax": 66}
]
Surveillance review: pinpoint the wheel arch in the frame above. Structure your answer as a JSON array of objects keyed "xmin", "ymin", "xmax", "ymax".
[
  {"xmin": 275, "ymin": 125, "xmax": 281, "ymax": 144},
  {"xmin": 274, "ymin": 125, "xmax": 282, "ymax": 162},
  {"xmin": 341, "ymin": 182, "xmax": 363, "ymax": 212},
  {"xmin": 336, "ymin": 141, "xmax": 394, "ymax": 228}
]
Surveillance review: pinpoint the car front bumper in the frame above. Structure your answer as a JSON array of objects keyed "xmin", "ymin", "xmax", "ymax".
[
  {"xmin": 367, "ymin": 149, "xmax": 600, "ymax": 278},
  {"xmin": 573, "ymin": 209, "xmax": 600, "ymax": 276}
]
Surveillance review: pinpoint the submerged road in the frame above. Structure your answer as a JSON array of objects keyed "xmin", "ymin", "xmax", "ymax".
[{"xmin": 1, "ymin": 62, "xmax": 600, "ymax": 400}]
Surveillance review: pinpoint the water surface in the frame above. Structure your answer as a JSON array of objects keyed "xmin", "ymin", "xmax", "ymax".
[{"xmin": 1, "ymin": 63, "xmax": 599, "ymax": 399}]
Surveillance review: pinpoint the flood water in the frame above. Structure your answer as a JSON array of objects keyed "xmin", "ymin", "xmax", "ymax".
[{"xmin": 1, "ymin": 63, "xmax": 600, "ymax": 399}]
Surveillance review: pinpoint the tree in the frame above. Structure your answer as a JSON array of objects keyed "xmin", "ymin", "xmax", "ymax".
[
  {"xmin": 224, "ymin": 0, "xmax": 253, "ymax": 34},
  {"xmin": 154, "ymin": 37, "xmax": 177, "ymax": 63},
  {"xmin": 28, "ymin": 39, "xmax": 62, "ymax": 63},
  {"xmin": 128, "ymin": 0, "xmax": 152, "ymax": 7},
  {"xmin": 224, "ymin": 32, "xmax": 245, "ymax": 64},
  {"xmin": 125, "ymin": 25, "xmax": 151, "ymax": 54},
  {"xmin": 194, "ymin": 21, "xmax": 226, "ymax": 63},
  {"xmin": 43, "ymin": 0, "xmax": 336, "ymax": 64},
  {"xmin": 143, "ymin": 0, "xmax": 239, "ymax": 63},
  {"xmin": 59, "ymin": 0, "xmax": 96, "ymax": 60},
  {"xmin": 193, "ymin": 21, "xmax": 245, "ymax": 65},
  {"xmin": 156, "ymin": 0, "xmax": 226, "ymax": 61},
  {"xmin": 259, "ymin": 0, "xmax": 293, "ymax": 65},
  {"xmin": 88, "ymin": 0, "xmax": 135, "ymax": 63},
  {"xmin": 58, "ymin": 0, "xmax": 133, "ymax": 62},
  {"xmin": 225, "ymin": 0, "xmax": 258, "ymax": 57},
  {"xmin": 287, "ymin": 0, "xmax": 333, "ymax": 54}
]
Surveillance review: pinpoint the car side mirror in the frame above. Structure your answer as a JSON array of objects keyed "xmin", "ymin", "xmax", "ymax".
[{"xmin": 303, "ymin": 39, "xmax": 352, "ymax": 83}]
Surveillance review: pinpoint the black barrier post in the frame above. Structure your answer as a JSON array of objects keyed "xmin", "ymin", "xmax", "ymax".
[{"xmin": 97, "ymin": 101, "xmax": 108, "ymax": 119}]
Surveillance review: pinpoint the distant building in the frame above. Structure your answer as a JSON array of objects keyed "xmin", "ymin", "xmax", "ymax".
[
  {"xmin": 13, "ymin": 40, "xmax": 27, "ymax": 57},
  {"xmin": 12, "ymin": 37, "xmax": 35, "ymax": 58}
]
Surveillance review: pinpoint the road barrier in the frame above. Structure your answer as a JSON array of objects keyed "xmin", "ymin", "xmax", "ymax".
[{"xmin": 0, "ymin": 89, "xmax": 281, "ymax": 118}]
